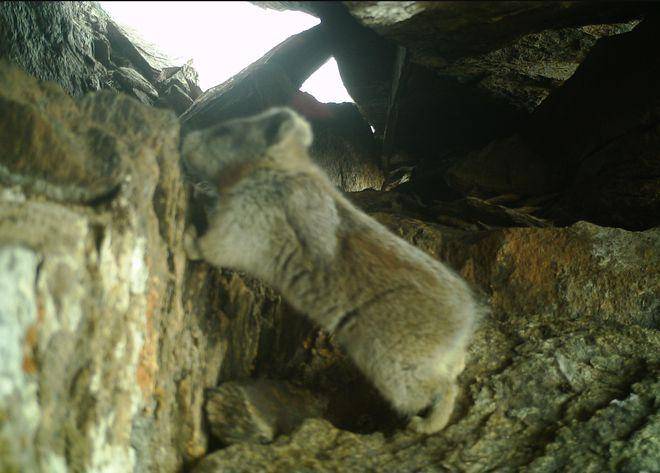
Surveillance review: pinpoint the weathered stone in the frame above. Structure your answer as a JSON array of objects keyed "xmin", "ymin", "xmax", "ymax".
[
  {"xmin": 179, "ymin": 31, "xmax": 383, "ymax": 193},
  {"xmin": 525, "ymin": 15, "xmax": 660, "ymax": 188},
  {"xmin": 256, "ymin": 1, "xmax": 654, "ymax": 177},
  {"xmin": 0, "ymin": 61, "xmax": 127, "ymax": 204},
  {"xmin": 161, "ymin": 62, "xmax": 202, "ymax": 100},
  {"xmin": 0, "ymin": 245, "xmax": 41, "ymax": 473},
  {"xmin": 0, "ymin": 1, "xmax": 203, "ymax": 115},
  {"xmin": 343, "ymin": 1, "xmax": 649, "ymax": 62},
  {"xmin": 428, "ymin": 21, "xmax": 640, "ymax": 114},
  {"xmin": 444, "ymin": 16, "xmax": 660, "ymax": 230},
  {"xmin": 205, "ymin": 379, "xmax": 327, "ymax": 445},
  {"xmin": 113, "ymin": 66, "xmax": 159, "ymax": 100},
  {"xmin": 445, "ymin": 133, "xmax": 551, "ymax": 197},
  {"xmin": 377, "ymin": 218, "xmax": 660, "ymax": 330},
  {"xmin": 0, "ymin": 62, "xmax": 218, "ymax": 473},
  {"xmin": 0, "ymin": 1, "xmax": 102, "ymax": 97},
  {"xmin": 2, "ymin": 3, "xmax": 659, "ymax": 471},
  {"xmin": 557, "ymin": 123, "xmax": 660, "ymax": 230},
  {"xmin": 349, "ymin": 190, "xmax": 548, "ymax": 230},
  {"xmin": 159, "ymin": 83, "xmax": 194, "ymax": 116}
]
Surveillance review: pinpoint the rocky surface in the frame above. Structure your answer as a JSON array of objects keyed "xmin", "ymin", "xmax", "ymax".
[
  {"xmin": 307, "ymin": 100, "xmax": 384, "ymax": 191},
  {"xmin": 205, "ymin": 379, "xmax": 327, "ymax": 445},
  {"xmin": 0, "ymin": 61, "xmax": 216, "ymax": 473},
  {"xmin": 0, "ymin": 1, "xmax": 202, "ymax": 115},
  {"xmin": 179, "ymin": 25, "xmax": 331, "ymax": 132},
  {"xmin": 445, "ymin": 15, "xmax": 660, "ymax": 230}
]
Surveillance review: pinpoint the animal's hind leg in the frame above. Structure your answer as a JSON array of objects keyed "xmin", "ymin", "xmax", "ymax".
[{"xmin": 407, "ymin": 380, "xmax": 458, "ymax": 434}]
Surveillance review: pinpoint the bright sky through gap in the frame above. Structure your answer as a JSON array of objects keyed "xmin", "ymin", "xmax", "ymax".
[{"xmin": 99, "ymin": 1, "xmax": 354, "ymax": 103}]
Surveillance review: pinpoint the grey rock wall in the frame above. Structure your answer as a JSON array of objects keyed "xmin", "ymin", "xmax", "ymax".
[{"xmin": 0, "ymin": 62, "xmax": 209, "ymax": 472}]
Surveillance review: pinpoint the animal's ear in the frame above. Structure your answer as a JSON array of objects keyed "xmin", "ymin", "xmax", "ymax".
[
  {"xmin": 180, "ymin": 128, "xmax": 223, "ymax": 182},
  {"xmin": 261, "ymin": 107, "xmax": 313, "ymax": 150}
]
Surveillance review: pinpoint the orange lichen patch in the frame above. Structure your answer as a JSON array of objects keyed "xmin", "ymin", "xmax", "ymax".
[
  {"xmin": 22, "ymin": 354, "xmax": 37, "ymax": 374},
  {"xmin": 22, "ymin": 324, "xmax": 39, "ymax": 374},
  {"xmin": 136, "ymin": 286, "xmax": 160, "ymax": 398}
]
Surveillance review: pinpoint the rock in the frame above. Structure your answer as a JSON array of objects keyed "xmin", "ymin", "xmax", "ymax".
[
  {"xmin": 557, "ymin": 123, "xmax": 660, "ymax": 230},
  {"xmin": 0, "ymin": 61, "xmax": 127, "ymax": 204},
  {"xmin": 343, "ymin": 2, "xmax": 648, "ymax": 62},
  {"xmin": 113, "ymin": 66, "xmax": 159, "ymax": 101},
  {"xmin": 205, "ymin": 380, "xmax": 327, "ymax": 445},
  {"xmin": 444, "ymin": 16, "xmax": 660, "ymax": 230},
  {"xmin": 349, "ymin": 190, "xmax": 548, "ymax": 230},
  {"xmin": 0, "ymin": 1, "xmax": 204, "ymax": 115},
  {"xmin": 161, "ymin": 62, "xmax": 202, "ymax": 100},
  {"xmin": 178, "ymin": 28, "xmax": 383, "ymax": 192},
  {"xmin": 0, "ymin": 1, "xmax": 102, "ymax": 97},
  {"xmin": 429, "ymin": 21, "xmax": 640, "ymax": 114},
  {"xmin": 256, "ymin": 1, "xmax": 654, "ymax": 177},
  {"xmin": 445, "ymin": 133, "xmax": 552, "ymax": 197},
  {"xmin": 429, "ymin": 197, "xmax": 549, "ymax": 230},
  {"xmin": 376, "ymin": 218, "xmax": 660, "ymax": 330},
  {"xmin": 1, "ymin": 4, "xmax": 659, "ymax": 471},
  {"xmin": 0, "ymin": 61, "xmax": 219, "ymax": 473},
  {"xmin": 102, "ymin": 11, "xmax": 204, "ymax": 109},
  {"xmin": 159, "ymin": 83, "xmax": 194, "ymax": 116},
  {"xmin": 0, "ymin": 246, "xmax": 41, "ymax": 473}
]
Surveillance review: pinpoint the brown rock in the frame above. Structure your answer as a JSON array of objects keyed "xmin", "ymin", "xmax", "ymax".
[
  {"xmin": 376, "ymin": 217, "xmax": 660, "ymax": 329},
  {"xmin": 0, "ymin": 61, "xmax": 218, "ymax": 473},
  {"xmin": 205, "ymin": 380, "xmax": 327, "ymax": 445},
  {"xmin": 0, "ymin": 61, "xmax": 128, "ymax": 204}
]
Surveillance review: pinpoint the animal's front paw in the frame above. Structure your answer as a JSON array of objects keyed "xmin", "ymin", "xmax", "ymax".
[
  {"xmin": 406, "ymin": 390, "xmax": 455, "ymax": 435},
  {"xmin": 183, "ymin": 226, "xmax": 203, "ymax": 261},
  {"xmin": 407, "ymin": 415, "xmax": 430, "ymax": 434}
]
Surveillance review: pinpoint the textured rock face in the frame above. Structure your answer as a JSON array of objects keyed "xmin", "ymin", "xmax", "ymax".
[
  {"xmin": 445, "ymin": 15, "xmax": 660, "ymax": 230},
  {"xmin": 307, "ymin": 101, "xmax": 384, "ymax": 191},
  {"xmin": 0, "ymin": 1, "xmax": 202, "ymax": 114},
  {"xmin": 205, "ymin": 379, "xmax": 327, "ymax": 445},
  {"xmin": 342, "ymin": 1, "xmax": 646, "ymax": 62},
  {"xmin": 178, "ymin": 25, "xmax": 332, "ymax": 132},
  {"xmin": 0, "ymin": 62, "xmax": 212, "ymax": 473}
]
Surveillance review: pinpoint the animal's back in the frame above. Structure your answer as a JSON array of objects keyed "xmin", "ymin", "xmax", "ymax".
[{"xmin": 182, "ymin": 107, "xmax": 479, "ymax": 434}]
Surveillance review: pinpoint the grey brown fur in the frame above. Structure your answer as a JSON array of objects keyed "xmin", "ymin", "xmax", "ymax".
[{"xmin": 182, "ymin": 108, "xmax": 478, "ymax": 434}]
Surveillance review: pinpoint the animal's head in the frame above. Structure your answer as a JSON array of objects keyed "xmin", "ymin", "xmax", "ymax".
[{"xmin": 181, "ymin": 107, "xmax": 313, "ymax": 188}]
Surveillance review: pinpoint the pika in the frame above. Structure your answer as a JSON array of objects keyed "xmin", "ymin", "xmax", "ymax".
[{"xmin": 182, "ymin": 108, "xmax": 478, "ymax": 434}]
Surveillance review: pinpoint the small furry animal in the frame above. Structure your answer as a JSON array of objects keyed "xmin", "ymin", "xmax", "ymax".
[{"xmin": 182, "ymin": 107, "xmax": 478, "ymax": 434}]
